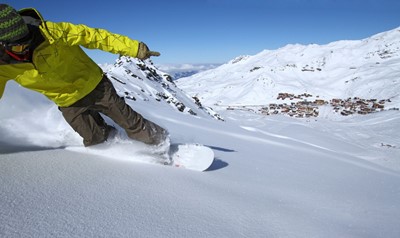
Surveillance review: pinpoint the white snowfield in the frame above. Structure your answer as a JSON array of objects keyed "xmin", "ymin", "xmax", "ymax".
[{"xmin": 1, "ymin": 27, "xmax": 400, "ymax": 238}]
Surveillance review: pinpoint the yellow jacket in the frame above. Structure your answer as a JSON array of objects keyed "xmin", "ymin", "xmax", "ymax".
[{"xmin": 0, "ymin": 8, "xmax": 140, "ymax": 107}]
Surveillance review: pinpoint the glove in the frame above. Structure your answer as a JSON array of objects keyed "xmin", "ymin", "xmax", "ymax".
[{"xmin": 137, "ymin": 42, "xmax": 160, "ymax": 60}]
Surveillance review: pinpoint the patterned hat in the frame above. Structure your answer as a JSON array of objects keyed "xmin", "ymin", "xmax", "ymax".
[{"xmin": 0, "ymin": 4, "xmax": 29, "ymax": 42}]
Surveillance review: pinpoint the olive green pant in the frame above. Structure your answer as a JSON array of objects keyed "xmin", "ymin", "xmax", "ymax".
[{"xmin": 59, "ymin": 75, "xmax": 167, "ymax": 146}]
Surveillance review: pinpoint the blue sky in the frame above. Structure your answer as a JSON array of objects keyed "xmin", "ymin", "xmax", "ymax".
[{"xmin": 5, "ymin": 0, "xmax": 400, "ymax": 65}]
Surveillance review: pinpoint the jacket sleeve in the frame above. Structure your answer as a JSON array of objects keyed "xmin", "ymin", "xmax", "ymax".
[
  {"xmin": 0, "ymin": 65, "xmax": 11, "ymax": 100},
  {"xmin": 0, "ymin": 78, "xmax": 6, "ymax": 99},
  {"xmin": 40, "ymin": 21, "xmax": 140, "ymax": 57}
]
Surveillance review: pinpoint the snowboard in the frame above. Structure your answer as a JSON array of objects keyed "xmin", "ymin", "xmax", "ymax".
[
  {"xmin": 66, "ymin": 142, "xmax": 214, "ymax": 172},
  {"xmin": 168, "ymin": 144, "xmax": 215, "ymax": 171}
]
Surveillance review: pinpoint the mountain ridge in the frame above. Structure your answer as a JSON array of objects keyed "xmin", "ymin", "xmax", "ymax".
[
  {"xmin": 176, "ymin": 27, "xmax": 400, "ymax": 118},
  {"xmin": 102, "ymin": 57, "xmax": 223, "ymax": 121}
]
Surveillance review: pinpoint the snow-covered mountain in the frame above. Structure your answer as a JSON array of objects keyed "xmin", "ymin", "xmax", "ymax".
[
  {"xmin": 103, "ymin": 57, "xmax": 223, "ymax": 120},
  {"xmin": 177, "ymin": 27, "xmax": 400, "ymax": 117}
]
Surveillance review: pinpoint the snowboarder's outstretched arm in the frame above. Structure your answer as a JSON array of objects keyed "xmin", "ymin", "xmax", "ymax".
[{"xmin": 40, "ymin": 21, "xmax": 160, "ymax": 60}]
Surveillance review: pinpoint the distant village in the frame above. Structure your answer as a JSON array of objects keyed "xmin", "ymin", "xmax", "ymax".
[{"xmin": 226, "ymin": 92, "xmax": 399, "ymax": 118}]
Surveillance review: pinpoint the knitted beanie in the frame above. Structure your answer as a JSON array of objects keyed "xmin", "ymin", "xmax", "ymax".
[{"xmin": 0, "ymin": 4, "xmax": 29, "ymax": 42}]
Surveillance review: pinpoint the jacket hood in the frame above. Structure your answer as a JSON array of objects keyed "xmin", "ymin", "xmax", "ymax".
[{"xmin": 18, "ymin": 8, "xmax": 44, "ymax": 26}]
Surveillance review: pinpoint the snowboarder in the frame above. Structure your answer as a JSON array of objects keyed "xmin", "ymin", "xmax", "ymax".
[{"xmin": 0, "ymin": 4, "xmax": 168, "ymax": 147}]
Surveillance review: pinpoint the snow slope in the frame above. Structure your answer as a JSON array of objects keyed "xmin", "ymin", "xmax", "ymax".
[{"xmin": 1, "ymin": 28, "xmax": 400, "ymax": 237}]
